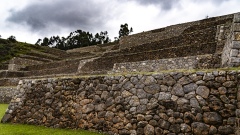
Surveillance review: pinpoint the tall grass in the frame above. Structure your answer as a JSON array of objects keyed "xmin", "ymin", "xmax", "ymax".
[{"xmin": 0, "ymin": 104, "xmax": 104, "ymax": 135}]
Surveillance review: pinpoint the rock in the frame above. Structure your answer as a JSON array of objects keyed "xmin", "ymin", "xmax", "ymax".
[
  {"xmin": 196, "ymin": 86, "xmax": 209, "ymax": 99},
  {"xmin": 177, "ymin": 98, "xmax": 189, "ymax": 105},
  {"xmin": 137, "ymin": 121, "xmax": 148, "ymax": 128},
  {"xmin": 223, "ymin": 81, "xmax": 236, "ymax": 87},
  {"xmin": 203, "ymin": 112, "xmax": 222, "ymax": 125},
  {"xmin": 158, "ymin": 92, "xmax": 171, "ymax": 101},
  {"xmin": 189, "ymin": 97, "xmax": 199, "ymax": 108},
  {"xmin": 178, "ymin": 76, "xmax": 192, "ymax": 85},
  {"xmin": 208, "ymin": 95, "xmax": 223, "ymax": 111},
  {"xmin": 158, "ymin": 119, "xmax": 170, "ymax": 129},
  {"xmin": 149, "ymin": 120, "xmax": 158, "ymax": 126},
  {"xmin": 141, "ymin": 76, "xmax": 156, "ymax": 85},
  {"xmin": 129, "ymin": 96, "xmax": 140, "ymax": 107},
  {"xmin": 155, "ymin": 127, "xmax": 163, "ymax": 135},
  {"xmin": 137, "ymin": 114, "xmax": 145, "ymax": 121},
  {"xmin": 137, "ymin": 89, "xmax": 147, "ymax": 99},
  {"xmin": 160, "ymin": 85, "xmax": 168, "ymax": 92},
  {"xmin": 105, "ymin": 111, "xmax": 114, "ymax": 121},
  {"xmin": 1, "ymin": 114, "xmax": 11, "ymax": 123},
  {"xmin": 95, "ymin": 103, "xmax": 106, "ymax": 111},
  {"xmin": 136, "ymin": 105, "xmax": 147, "ymax": 114},
  {"xmin": 130, "ymin": 77, "xmax": 139, "ymax": 85},
  {"xmin": 183, "ymin": 83, "xmax": 198, "ymax": 93},
  {"xmin": 191, "ymin": 122, "xmax": 209, "ymax": 135},
  {"xmin": 180, "ymin": 123, "xmax": 191, "ymax": 133},
  {"xmin": 203, "ymin": 73, "xmax": 214, "ymax": 81},
  {"xmin": 220, "ymin": 95, "xmax": 230, "ymax": 103},
  {"xmin": 163, "ymin": 75, "xmax": 176, "ymax": 86},
  {"xmin": 209, "ymin": 125, "xmax": 217, "ymax": 134},
  {"xmin": 171, "ymin": 83, "xmax": 184, "ymax": 97},
  {"xmin": 80, "ymin": 99, "xmax": 91, "ymax": 106},
  {"xmin": 96, "ymin": 84, "xmax": 108, "ymax": 91},
  {"xmin": 82, "ymin": 104, "xmax": 94, "ymax": 114},
  {"xmin": 122, "ymin": 90, "xmax": 133, "ymax": 98},
  {"xmin": 101, "ymin": 91, "xmax": 109, "ymax": 100},
  {"xmin": 169, "ymin": 124, "xmax": 180, "ymax": 133},
  {"xmin": 218, "ymin": 125, "xmax": 234, "ymax": 134},
  {"xmin": 144, "ymin": 124, "xmax": 155, "ymax": 135},
  {"xmin": 45, "ymin": 92, "xmax": 52, "ymax": 99},
  {"xmin": 123, "ymin": 81, "xmax": 134, "ymax": 90},
  {"xmin": 45, "ymin": 99, "xmax": 53, "ymax": 105},
  {"xmin": 144, "ymin": 84, "xmax": 160, "ymax": 94}
]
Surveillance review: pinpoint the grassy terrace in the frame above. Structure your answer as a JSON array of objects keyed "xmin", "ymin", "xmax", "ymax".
[{"xmin": 0, "ymin": 104, "xmax": 104, "ymax": 135}]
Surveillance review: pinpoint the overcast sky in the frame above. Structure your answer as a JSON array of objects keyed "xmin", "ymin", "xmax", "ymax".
[{"xmin": 0, "ymin": 0, "xmax": 239, "ymax": 44}]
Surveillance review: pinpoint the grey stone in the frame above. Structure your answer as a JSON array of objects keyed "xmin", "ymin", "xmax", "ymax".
[
  {"xmin": 144, "ymin": 84, "xmax": 160, "ymax": 94},
  {"xmin": 230, "ymin": 49, "xmax": 239, "ymax": 56},
  {"xmin": 136, "ymin": 105, "xmax": 147, "ymax": 114},
  {"xmin": 160, "ymin": 85, "xmax": 168, "ymax": 92},
  {"xmin": 158, "ymin": 92, "xmax": 171, "ymax": 101},
  {"xmin": 137, "ymin": 89, "xmax": 147, "ymax": 99},
  {"xmin": 196, "ymin": 86, "xmax": 209, "ymax": 99},
  {"xmin": 178, "ymin": 76, "xmax": 192, "ymax": 85},
  {"xmin": 45, "ymin": 99, "xmax": 53, "ymax": 105},
  {"xmin": 137, "ymin": 114, "xmax": 145, "ymax": 121},
  {"xmin": 123, "ymin": 81, "xmax": 134, "ymax": 90},
  {"xmin": 220, "ymin": 95, "xmax": 230, "ymax": 103},
  {"xmin": 171, "ymin": 83, "xmax": 184, "ymax": 97},
  {"xmin": 177, "ymin": 98, "xmax": 189, "ymax": 105},
  {"xmin": 231, "ymin": 41, "xmax": 240, "ymax": 49},
  {"xmin": 95, "ymin": 103, "xmax": 106, "ymax": 111},
  {"xmin": 141, "ymin": 76, "xmax": 156, "ymax": 85},
  {"xmin": 1, "ymin": 114, "xmax": 11, "ymax": 123},
  {"xmin": 183, "ymin": 83, "xmax": 197, "ymax": 93},
  {"xmin": 227, "ymin": 117, "xmax": 236, "ymax": 125},
  {"xmin": 82, "ymin": 104, "xmax": 94, "ymax": 114},
  {"xmin": 158, "ymin": 119, "xmax": 170, "ymax": 129},
  {"xmin": 236, "ymin": 109, "xmax": 240, "ymax": 117},
  {"xmin": 129, "ymin": 96, "xmax": 140, "ymax": 107},
  {"xmin": 191, "ymin": 122, "xmax": 209, "ymax": 135},
  {"xmin": 203, "ymin": 112, "xmax": 222, "ymax": 125},
  {"xmin": 234, "ymin": 13, "xmax": 240, "ymax": 23},
  {"xmin": 203, "ymin": 73, "xmax": 214, "ymax": 81},
  {"xmin": 130, "ymin": 77, "xmax": 139, "ymax": 85},
  {"xmin": 190, "ymin": 98, "xmax": 200, "ymax": 108}
]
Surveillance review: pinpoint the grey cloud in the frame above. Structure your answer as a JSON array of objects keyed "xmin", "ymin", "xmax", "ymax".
[
  {"xmin": 7, "ymin": 0, "xmax": 107, "ymax": 33},
  {"xmin": 132, "ymin": 0, "xmax": 179, "ymax": 10}
]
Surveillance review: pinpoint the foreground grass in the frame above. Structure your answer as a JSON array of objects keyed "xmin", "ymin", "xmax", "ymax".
[{"xmin": 0, "ymin": 104, "xmax": 104, "ymax": 135}]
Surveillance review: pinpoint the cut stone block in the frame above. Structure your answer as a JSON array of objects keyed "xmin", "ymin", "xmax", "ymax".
[
  {"xmin": 233, "ymin": 23, "xmax": 240, "ymax": 32},
  {"xmin": 230, "ymin": 57, "xmax": 240, "ymax": 63},
  {"xmin": 234, "ymin": 13, "xmax": 240, "ymax": 23},
  {"xmin": 230, "ymin": 49, "xmax": 239, "ymax": 57},
  {"xmin": 231, "ymin": 41, "xmax": 240, "ymax": 49}
]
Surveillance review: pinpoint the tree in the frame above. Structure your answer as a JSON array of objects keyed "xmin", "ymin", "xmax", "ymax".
[
  {"xmin": 118, "ymin": 23, "xmax": 133, "ymax": 38},
  {"xmin": 7, "ymin": 35, "xmax": 17, "ymax": 42},
  {"xmin": 35, "ymin": 39, "xmax": 42, "ymax": 45},
  {"xmin": 41, "ymin": 37, "xmax": 49, "ymax": 46}
]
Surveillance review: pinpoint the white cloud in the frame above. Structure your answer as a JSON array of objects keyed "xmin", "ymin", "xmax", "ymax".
[{"xmin": 0, "ymin": 0, "xmax": 239, "ymax": 44}]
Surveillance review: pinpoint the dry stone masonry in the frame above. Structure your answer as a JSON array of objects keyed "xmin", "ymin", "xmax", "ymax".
[{"xmin": 2, "ymin": 70, "xmax": 240, "ymax": 135}]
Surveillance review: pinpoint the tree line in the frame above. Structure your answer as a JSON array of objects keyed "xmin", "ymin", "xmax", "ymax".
[{"xmin": 35, "ymin": 23, "xmax": 133, "ymax": 50}]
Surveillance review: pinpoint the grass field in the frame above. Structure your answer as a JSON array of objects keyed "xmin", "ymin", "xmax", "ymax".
[{"xmin": 0, "ymin": 104, "xmax": 104, "ymax": 135}]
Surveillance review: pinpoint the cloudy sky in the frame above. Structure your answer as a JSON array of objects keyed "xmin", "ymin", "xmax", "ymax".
[{"xmin": 0, "ymin": 0, "xmax": 239, "ymax": 44}]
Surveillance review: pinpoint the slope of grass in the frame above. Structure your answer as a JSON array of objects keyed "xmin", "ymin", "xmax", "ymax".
[
  {"xmin": 0, "ymin": 38, "xmax": 51, "ymax": 63},
  {"xmin": 0, "ymin": 104, "xmax": 104, "ymax": 135}
]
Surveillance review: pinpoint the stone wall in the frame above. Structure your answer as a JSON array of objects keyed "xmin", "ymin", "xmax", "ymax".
[
  {"xmin": 0, "ymin": 87, "xmax": 17, "ymax": 103},
  {"xmin": 111, "ymin": 54, "xmax": 221, "ymax": 73},
  {"xmin": 2, "ymin": 70, "xmax": 240, "ymax": 135},
  {"xmin": 221, "ymin": 13, "xmax": 240, "ymax": 67},
  {"xmin": 119, "ymin": 14, "xmax": 233, "ymax": 50}
]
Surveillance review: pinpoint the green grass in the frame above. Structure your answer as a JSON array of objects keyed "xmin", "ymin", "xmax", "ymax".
[{"xmin": 0, "ymin": 104, "xmax": 104, "ymax": 135}]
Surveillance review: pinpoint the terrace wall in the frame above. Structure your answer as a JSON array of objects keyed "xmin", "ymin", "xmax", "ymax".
[{"xmin": 2, "ymin": 70, "xmax": 240, "ymax": 135}]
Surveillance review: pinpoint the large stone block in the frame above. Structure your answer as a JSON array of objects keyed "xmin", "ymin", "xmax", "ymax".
[
  {"xmin": 234, "ymin": 13, "xmax": 240, "ymax": 23},
  {"xmin": 230, "ymin": 49, "xmax": 239, "ymax": 57},
  {"xmin": 231, "ymin": 41, "xmax": 240, "ymax": 49},
  {"xmin": 233, "ymin": 23, "xmax": 240, "ymax": 32},
  {"xmin": 230, "ymin": 57, "xmax": 240, "ymax": 63}
]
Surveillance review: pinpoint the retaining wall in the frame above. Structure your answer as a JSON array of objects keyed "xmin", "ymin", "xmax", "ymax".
[
  {"xmin": 111, "ymin": 54, "xmax": 221, "ymax": 73},
  {"xmin": 0, "ymin": 87, "xmax": 17, "ymax": 103},
  {"xmin": 2, "ymin": 70, "xmax": 240, "ymax": 135}
]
